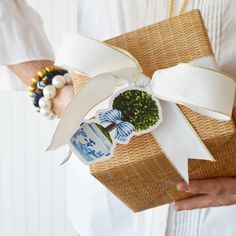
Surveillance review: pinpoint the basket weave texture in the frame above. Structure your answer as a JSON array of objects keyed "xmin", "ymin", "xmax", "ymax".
[{"xmin": 72, "ymin": 10, "xmax": 236, "ymax": 212}]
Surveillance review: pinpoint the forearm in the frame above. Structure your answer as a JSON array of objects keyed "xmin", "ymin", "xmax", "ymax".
[{"xmin": 8, "ymin": 60, "xmax": 54, "ymax": 86}]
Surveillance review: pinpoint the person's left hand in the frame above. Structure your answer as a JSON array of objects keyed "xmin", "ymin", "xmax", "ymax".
[
  {"xmin": 175, "ymin": 106, "xmax": 236, "ymax": 211},
  {"xmin": 52, "ymin": 85, "xmax": 75, "ymax": 117}
]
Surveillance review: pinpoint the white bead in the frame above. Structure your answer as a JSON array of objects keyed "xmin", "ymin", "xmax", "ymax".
[
  {"xmin": 43, "ymin": 85, "xmax": 57, "ymax": 99},
  {"xmin": 40, "ymin": 108, "xmax": 56, "ymax": 119},
  {"xmin": 52, "ymin": 75, "xmax": 66, "ymax": 88},
  {"xmin": 63, "ymin": 73, "xmax": 73, "ymax": 84},
  {"xmin": 40, "ymin": 108, "xmax": 51, "ymax": 117},
  {"xmin": 48, "ymin": 113, "xmax": 55, "ymax": 120},
  {"xmin": 39, "ymin": 97, "xmax": 52, "ymax": 109}
]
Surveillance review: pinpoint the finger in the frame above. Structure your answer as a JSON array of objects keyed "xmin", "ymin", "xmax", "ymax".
[
  {"xmin": 175, "ymin": 194, "xmax": 236, "ymax": 211},
  {"xmin": 177, "ymin": 178, "xmax": 236, "ymax": 195},
  {"xmin": 233, "ymin": 106, "xmax": 236, "ymax": 126},
  {"xmin": 174, "ymin": 195, "xmax": 219, "ymax": 211}
]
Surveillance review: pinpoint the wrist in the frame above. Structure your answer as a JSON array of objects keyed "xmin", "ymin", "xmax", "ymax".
[
  {"xmin": 28, "ymin": 64, "xmax": 74, "ymax": 119},
  {"xmin": 8, "ymin": 60, "xmax": 54, "ymax": 86}
]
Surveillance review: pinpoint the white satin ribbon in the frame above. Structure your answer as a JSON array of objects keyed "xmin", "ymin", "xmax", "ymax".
[
  {"xmin": 151, "ymin": 64, "xmax": 235, "ymax": 120},
  {"xmin": 48, "ymin": 34, "xmax": 236, "ymax": 182},
  {"xmin": 56, "ymin": 33, "xmax": 142, "ymax": 77}
]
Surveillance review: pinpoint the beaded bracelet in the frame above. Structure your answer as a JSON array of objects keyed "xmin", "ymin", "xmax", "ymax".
[
  {"xmin": 28, "ymin": 65, "xmax": 73, "ymax": 119},
  {"xmin": 40, "ymin": 73, "xmax": 73, "ymax": 119}
]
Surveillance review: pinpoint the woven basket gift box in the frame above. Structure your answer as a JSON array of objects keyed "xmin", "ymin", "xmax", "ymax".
[{"xmin": 72, "ymin": 10, "xmax": 236, "ymax": 212}]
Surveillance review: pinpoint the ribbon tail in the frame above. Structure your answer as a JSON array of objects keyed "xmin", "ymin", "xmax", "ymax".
[
  {"xmin": 47, "ymin": 74, "xmax": 119, "ymax": 151},
  {"xmin": 60, "ymin": 148, "xmax": 72, "ymax": 165},
  {"xmin": 151, "ymin": 101, "xmax": 215, "ymax": 183}
]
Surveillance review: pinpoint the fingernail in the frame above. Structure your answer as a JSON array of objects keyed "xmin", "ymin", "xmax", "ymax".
[{"xmin": 176, "ymin": 182, "xmax": 189, "ymax": 192}]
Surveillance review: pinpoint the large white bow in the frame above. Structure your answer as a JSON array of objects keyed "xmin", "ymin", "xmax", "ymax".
[{"xmin": 48, "ymin": 34, "xmax": 236, "ymax": 182}]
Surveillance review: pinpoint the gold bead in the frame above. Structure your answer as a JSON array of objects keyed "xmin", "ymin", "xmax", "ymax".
[
  {"xmin": 45, "ymin": 67, "xmax": 51, "ymax": 73},
  {"xmin": 35, "ymin": 88, "xmax": 43, "ymax": 95},
  {"xmin": 38, "ymin": 69, "xmax": 47, "ymax": 78},
  {"xmin": 32, "ymin": 80, "xmax": 37, "ymax": 86},
  {"xmin": 32, "ymin": 75, "xmax": 40, "ymax": 84},
  {"xmin": 28, "ymin": 84, "xmax": 36, "ymax": 92},
  {"xmin": 42, "ymin": 76, "xmax": 46, "ymax": 82},
  {"xmin": 45, "ymin": 65, "xmax": 55, "ymax": 72},
  {"xmin": 28, "ymin": 91, "xmax": 34, "ymax": 97},
  {"xmin": 55, "ymin": 65, "xmax": 62, "ymax": 70}
]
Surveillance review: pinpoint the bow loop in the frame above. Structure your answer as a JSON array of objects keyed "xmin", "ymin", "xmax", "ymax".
[{"xmin": 99, "ymin": 109, "xmax": 135, "ymax": 142}]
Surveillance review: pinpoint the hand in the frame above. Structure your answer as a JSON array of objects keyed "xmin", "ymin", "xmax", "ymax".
[
  {"xmin": 174, "ymin": 106, "xmax": 236, "ymax": 211},
  {"xmin": 52, "ymin": 85, "xmax": 75, "ymax": 117},
  {"xmin": 175, "ymin": 178, "xmax": 236, "ymax": 211},
  {"xmin": 233, "ymin": 106, "xmax": 236, "ymax": 126}
]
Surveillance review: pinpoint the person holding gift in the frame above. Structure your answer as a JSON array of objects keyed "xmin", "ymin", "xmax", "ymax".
[{"xmin": 1, "ymin": 0, "xmax": 236, "ymax": 236}]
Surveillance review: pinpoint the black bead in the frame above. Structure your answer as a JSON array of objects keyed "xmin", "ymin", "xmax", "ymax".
[
  {"xmin": 33, "ymin": 93, "xmax": 43, "ymax": 107},
  {"xmin": 44, "ymin": 72, "xmax": 54, "ymax": 84},
  {"xmin": 59, "ymin": 69, "xmax": 68, "ymax": 75},
  {"xmin": 51, "ymin": 70, "xmax": 60, "ymax": 76},
  {"xmin": 33, "ymin": 99, "xmax": 39, "ymax": 107}
]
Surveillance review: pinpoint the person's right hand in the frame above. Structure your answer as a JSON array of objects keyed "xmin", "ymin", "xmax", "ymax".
[
  {"xmin": 52, "ymin": 85, "xmax": 75, "ymax": 117},
  {"xmin": 233, "ymin": 106, "xmax": 236, "ymax": 126}
]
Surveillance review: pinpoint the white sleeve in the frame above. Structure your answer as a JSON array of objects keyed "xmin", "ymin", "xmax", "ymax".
[{"xmin": 0, "ymin": 0, "xmax": 54, "ymax": 66}]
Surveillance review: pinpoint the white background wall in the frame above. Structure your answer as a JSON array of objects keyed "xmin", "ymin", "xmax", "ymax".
[{"xmin": 0, "ymin": 0, "xmax": 79, "ymax": 235}]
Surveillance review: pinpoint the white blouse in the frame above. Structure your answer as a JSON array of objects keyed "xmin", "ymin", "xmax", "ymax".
[
  {"xmin": 68, "ymin": 1, "xmax": 236, "ymax": 236},
  {"xmin": 0, "ymin": 0, "xmax": 54, "ymax": 90},
  {"xmin": 1, "ymin": 0, "xmax": 236, "ymax": 236}
]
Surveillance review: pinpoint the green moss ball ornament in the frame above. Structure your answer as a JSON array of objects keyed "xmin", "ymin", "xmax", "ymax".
[{"xmin": 112, "ymin": 89, "xmax": 160, "ymax": 132}]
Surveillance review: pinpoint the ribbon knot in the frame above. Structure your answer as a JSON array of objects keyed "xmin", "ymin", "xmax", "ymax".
[
  {"xmin": 99, "ymin": 109, "xmax": 135, "ymax": 142},
  {"xmin": 135, "ymin": 73, "xmax": 150, "ymax": 88}
]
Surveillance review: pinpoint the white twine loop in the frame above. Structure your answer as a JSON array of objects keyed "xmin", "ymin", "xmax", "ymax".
[{"xmin": 135, "ymin": 73, "xmax": 150, "ymax": 88}]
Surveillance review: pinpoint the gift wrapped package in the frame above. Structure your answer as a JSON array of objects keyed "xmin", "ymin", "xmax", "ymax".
[{"xmin": 60, "ymin": 10, "xmax": 236, "ymax": 212}]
